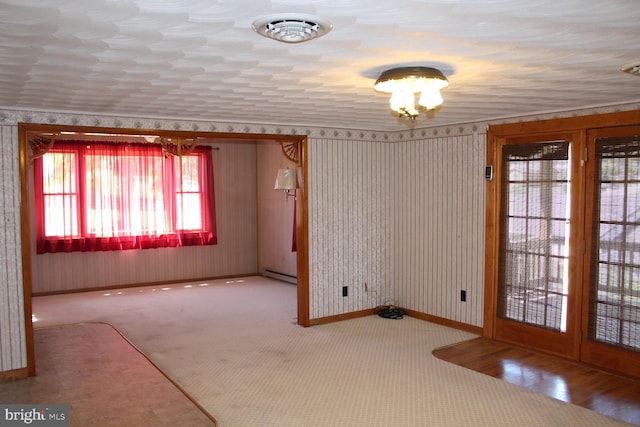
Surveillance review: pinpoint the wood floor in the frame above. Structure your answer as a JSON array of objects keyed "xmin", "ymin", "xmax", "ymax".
[{"xmin": 433, "ymin": 337, "xmax": 640, "ymax": 426}]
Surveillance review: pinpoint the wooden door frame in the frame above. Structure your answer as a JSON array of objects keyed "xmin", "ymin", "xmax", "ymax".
[
  {"xmin": 580, "ymin": 124, "xmax": 640, "ymax": 379},
  {"xmin": 483, "ymin": 110, "xmax": 640, "ymax": 366},
  {"xmin": 18, "ymin": 123, "xmax": 310, "ymax": 377},
  {"xmin": 485, "ymin": 130, "xmax": 584, "ymax": 360}
]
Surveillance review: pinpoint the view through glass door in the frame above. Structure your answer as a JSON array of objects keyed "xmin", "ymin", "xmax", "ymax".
[
  {"xmin": 487, "ymin": 119, "xmax": 640, "ymax": 378},
  {"xmin": 492, "ymin": 133, "xmax": 582, "ymax": 360},
  {"xmin": 581, "ymin": 125, "xmax": 640, "ymax": 378}
]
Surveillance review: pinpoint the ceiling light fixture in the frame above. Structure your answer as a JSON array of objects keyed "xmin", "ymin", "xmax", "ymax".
[
  {"xmin": 374, "ymin": 66, "xmax": 449, "ymax": 120},
  {"xmin": 252, "ymin": 13, "xmax": 332, "ymax": 44},
  {"xmin": 621, "ymin": 63, "xmax": 640, "ymax": 77}
]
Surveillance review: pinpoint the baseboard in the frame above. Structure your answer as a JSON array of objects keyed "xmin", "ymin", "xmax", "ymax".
[
  {"xmin": 0, "ymin": 367, "xmax": 29, "ymax": 383},
  {"xmin": 309, "ymin": 307, "xmax": 483, "ymax": 336},
  {"xmin": 308, "ymin": 308, "xmax": 377, "ymax": 326},
  {"xmin": 262, "ymin": 269, "xmax": 297, "ymax": 285},
  {"xmin": 32, "ymin": 273, "xmax": 260, "ymax": 297},
  {"xmin": 404, "ymin": 309, "xmax": 483, "ymax": 335}
]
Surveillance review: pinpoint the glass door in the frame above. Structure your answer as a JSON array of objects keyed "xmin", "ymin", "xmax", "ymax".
[
  {"xmin": 581, "ymin": 125, "xmax": 640, "ymax": 378},
  {"xmin": 492, "ymin": 133, "xmax": 583, "ymax": 360},
  {"xmin": 486, "ymin": 113, "xmax": 640, "ymax": 378}
]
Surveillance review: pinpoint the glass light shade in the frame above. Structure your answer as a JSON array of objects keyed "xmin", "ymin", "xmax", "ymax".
[
  {"xmin": 274, "ymin": 168, "xmax": 297, "ymax": 190},
  {"xmin": 418, "ymin": 84, "xmax": 444, "ymax": 110},
  {"xmin": 374, "ymin": 66, "xmax": 448, "ymax": 117},
  {"xmin": 389, "ymin": 84, "xmax": 418, "ymax": 116}
]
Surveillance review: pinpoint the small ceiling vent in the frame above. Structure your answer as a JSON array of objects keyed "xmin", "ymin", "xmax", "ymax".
[
  {"xmin": 252, "ymin": 13, "xmax": 332, "ymax": 44},
  {"xmin": 621, "ymin": 63, "xmax": 640, "ymax": 76}
]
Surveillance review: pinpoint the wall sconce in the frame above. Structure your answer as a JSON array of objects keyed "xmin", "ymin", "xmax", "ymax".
[{"xmin": 274, "ymin": 167, "xmax": 297, "ymax": 201}]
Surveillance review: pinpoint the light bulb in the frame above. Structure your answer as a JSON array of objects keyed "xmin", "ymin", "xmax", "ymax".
[
  {"xmin": 418, "ymin": 84, "xmax": 443, "ymax": 110},
  {"xmin": 389, "ymin": 83, "xmax": 416, "ymax": 115}
]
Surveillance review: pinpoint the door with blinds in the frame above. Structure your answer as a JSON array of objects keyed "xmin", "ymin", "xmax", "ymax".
[
  {"xmin": 581, "ymin": 125, "xmax": 640, "ymax": 378},
  {"xmin": 490, "ymin": 132, "xmax": 583, "ymax": 361},
  {"xmin": 486, "ymin": 120, "xmax": 640, "ymax": 378}
]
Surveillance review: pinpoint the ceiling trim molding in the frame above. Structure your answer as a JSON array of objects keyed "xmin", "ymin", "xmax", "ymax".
[
  {"xmin": 1, "ymin": 103, "xmax": 638, "ymax": 143},
  {"xmin": 0, "ymin": 108, "xmax": 397, "ymax": 142}
]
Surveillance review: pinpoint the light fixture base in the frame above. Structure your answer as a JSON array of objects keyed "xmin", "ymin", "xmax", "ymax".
[{"xmin": 374, "ymin": 67, "xmax": 448, "ymax": 90}]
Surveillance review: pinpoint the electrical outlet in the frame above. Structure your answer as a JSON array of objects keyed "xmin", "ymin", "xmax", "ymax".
[
  {"xmin": 342, "ymin": 286, "xmax": 348, "ymax": 297},
  {"xmin": 460, "ymin": 290, "xmax": 467, "ymax": 302}
]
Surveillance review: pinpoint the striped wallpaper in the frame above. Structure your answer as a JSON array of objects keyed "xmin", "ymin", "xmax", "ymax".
[
  {"xmin": 1, "ymin": 104, "xmax": 629, "ymax": 374},
  {"xmin": 0, "ymin": 125, "xmax": 27, "ymax": 372},
  {"xmin": 394, "ymin": 133, "xmax": 486, "ymax": 326},
  {"xmin": 0, "ymin": 120, "xmax": 498, "ymax": 374},
  {"xmin": 308, "ymin": 138, "xmax": 396, "ymax": 318},
  {"xmin": 307, "ymin": 132, "xmax": 486, "ymax": 326}
]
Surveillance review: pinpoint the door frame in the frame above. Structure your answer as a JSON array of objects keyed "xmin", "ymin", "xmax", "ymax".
[
  {"xmin": 580, "ymin": 124, "xmax": 640, "ymax": 379},
  {"xmin": 486, "ymin": 131, "xmax": 585, "ymax": 360},
  {"xmin": 484, "ymin": 110, "xmax": 640, "ymax": 370},
  {"xmin": 19, "ymin": 123, "xmax": 310, "ymax": 377}
]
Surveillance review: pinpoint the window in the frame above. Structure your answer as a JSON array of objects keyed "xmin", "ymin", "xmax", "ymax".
[{"xmin": 34, "ymin": 141, "xmax": 217, "ymax": 253}]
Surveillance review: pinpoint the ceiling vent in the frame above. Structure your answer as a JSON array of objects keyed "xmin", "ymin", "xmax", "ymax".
[
  {"xmin": 252, "ymin": 13, "xmax": 332, "ymax": 44},
  {"xmin": 621, "ymin": 63, "xmax": 640, "ymax": 76}
]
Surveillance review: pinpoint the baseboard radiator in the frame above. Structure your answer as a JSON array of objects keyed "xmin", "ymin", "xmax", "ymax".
[{"xmin": 263, "ymin": 269, "xmax": 297, "ymax": 285}]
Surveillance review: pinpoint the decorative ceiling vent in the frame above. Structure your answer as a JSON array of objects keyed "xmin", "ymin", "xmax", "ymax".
[
  {"xmin": 621, "ymin": 63, "xmax": 640, "ymax": 76},
  {"xmin": 252, "ymin": 13, "xmax": 332, "ymax": 44}
]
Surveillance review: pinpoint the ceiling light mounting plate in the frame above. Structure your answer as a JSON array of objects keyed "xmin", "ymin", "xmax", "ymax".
[
  {"xmin": 374, "ymin": 67, "xmax": 448, "ymax": 91},
  {"xmin": 252, "ymin": 13, "xmax": 332, "ymax": 44}
]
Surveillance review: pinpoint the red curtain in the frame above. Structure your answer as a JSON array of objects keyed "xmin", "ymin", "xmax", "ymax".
[{"xmin": 34, "ymin": 141, "xmax": 216, "ymax": 254}]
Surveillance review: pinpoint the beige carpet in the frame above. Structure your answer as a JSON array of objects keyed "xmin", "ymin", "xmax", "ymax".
[
  {"xmin": 0, "ymin": 323, "xmax": 216, "ymax": 426},
  {"xmin": 32, "ymin": 276, "xmax": 634, "ymax": 426}
]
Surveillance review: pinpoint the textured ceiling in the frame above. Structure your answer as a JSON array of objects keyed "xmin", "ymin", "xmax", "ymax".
[{"xmin": 1, "ymin": 0, "xmax": 639, "ymax": 132}]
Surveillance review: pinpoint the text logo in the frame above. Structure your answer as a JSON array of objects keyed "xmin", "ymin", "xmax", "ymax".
[{"xmin": 0, "ymin": 405, "xmax": 69, "ymax": 426}]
